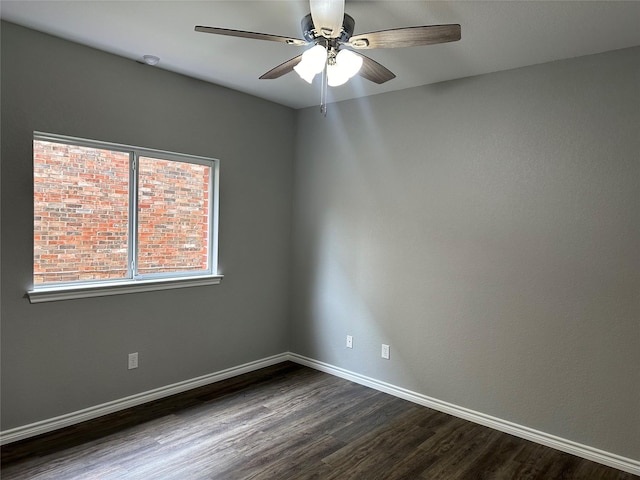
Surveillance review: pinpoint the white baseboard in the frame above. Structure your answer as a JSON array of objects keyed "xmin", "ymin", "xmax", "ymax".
[
  {"xmin": 287, "ymin": 353, "xmax": 640, "ymax": 476},
  {"xmin": 0, "ymin": 353, "xmax": 289, "ymax": 446},
  {"xmin": 2, "ymin": 352, "xmax": 638, "ymax": 476}
]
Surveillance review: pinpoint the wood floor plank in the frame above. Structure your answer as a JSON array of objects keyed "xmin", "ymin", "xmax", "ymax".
[
  {"xmin": 322, "ymin": 423, "xmax": 434, "ymax": 479},
  {"xmin": 447, "ymin": 432, "xmax": 530, "ymax": 480},
  {"xmin": 225, "ymin": 434, "xmax": 344, "ymax": 480},
  {"xmin": 415, "ymin": 423, "xmax": 500, "ymax": 479},
  {"xmin": 1, "ymin": 362, "xmax": 637, "ymax": 480},
  {"xmin": 330, "ymin": 395, "xmax": 418, "ymax": 444}
]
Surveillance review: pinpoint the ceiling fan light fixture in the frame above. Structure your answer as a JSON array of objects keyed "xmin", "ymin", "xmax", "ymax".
[
  {"xmin": 195, "ymin": 1, "xmax": 462, "ymax": 112},
  {"xmin": 294, "ymin": 44, "xmax": 327, "ymax": 83},
  {"xmin": 327, "ymin": 49, "xmax": 363, "ymax": 87}
]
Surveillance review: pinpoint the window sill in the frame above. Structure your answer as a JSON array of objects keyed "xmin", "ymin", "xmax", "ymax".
[{"xmin": 27, "ymin": 275, "xmax": 224, "ymax": 303}]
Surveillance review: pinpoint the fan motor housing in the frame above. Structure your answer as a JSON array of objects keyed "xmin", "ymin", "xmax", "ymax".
[{"xmin": 301, "ymin": 13, "xmax": 355, "ymax": 43}]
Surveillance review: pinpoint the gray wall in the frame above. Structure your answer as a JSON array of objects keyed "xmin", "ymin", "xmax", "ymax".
[
  {"xmin": 291, "ymin": 47, "xmax": 640, "ymax": 459},
  {"xmin": 1, "ymin": 22, "xmax": 294, "ymax": 430}
]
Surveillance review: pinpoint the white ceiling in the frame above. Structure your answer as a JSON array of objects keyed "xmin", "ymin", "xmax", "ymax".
[{"xmin": 2, "ymin": 1, "xmax": 639, "ymax": 109}]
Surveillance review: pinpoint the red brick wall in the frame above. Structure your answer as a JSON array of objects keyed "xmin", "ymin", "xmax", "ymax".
[{"xmin": 33, "ymin": 140, "xmax": 210, "ymax": 285}]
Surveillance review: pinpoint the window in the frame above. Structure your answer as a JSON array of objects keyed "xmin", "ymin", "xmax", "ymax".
[{"xmin": 28, "ymin": 132, "xmax": 221, "ymax": 302}]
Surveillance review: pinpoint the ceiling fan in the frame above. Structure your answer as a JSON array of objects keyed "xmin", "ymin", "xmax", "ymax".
[{"xmin": 195, "ymin": 0, "xmax": 461, "ymax": 114}]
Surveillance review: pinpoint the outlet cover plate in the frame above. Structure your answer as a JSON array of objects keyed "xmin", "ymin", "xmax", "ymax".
[
  {"xmin": 381, "ymin": 344, "xmax": 390, "ymax": 359},
  {"xmin": 346, "ymin": 335, "xmax": 353, "ymax": 348},
  {"xmin": 128, "ymin": 352, "xmax": 138, "ymax": 369}
]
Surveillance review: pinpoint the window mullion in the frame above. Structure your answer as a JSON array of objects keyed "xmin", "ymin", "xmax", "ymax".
[
  {"xmin": 128, "ymin": 152, "xmax": 139, "ymax": 279},
  {"xmin": 208, "ymin": 161, "xmax": 218, "ymax": 275}
]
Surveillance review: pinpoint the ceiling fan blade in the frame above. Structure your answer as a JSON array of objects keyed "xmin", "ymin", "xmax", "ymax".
[
  {"xmin": 353, "ymin": 52, "xmax": 396, "ymax": 84},
  {"xmin": 310, "ymin": 0, "xmax": 345, "ymax": 38},
  {"xmin": 195, "ymin": 26, "xmax": 308, "ymax": 46},
  {"xmin": 259, "ymin": 55, "xmax": 303, "ymax": 79},
  {"xmin": 348, "ymin": 24, "xmax": 461, "ymax": 49}
]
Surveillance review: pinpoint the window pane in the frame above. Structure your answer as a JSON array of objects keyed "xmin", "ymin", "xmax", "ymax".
[
  {"xmin": 33, "ymin": 140, "xmax": 130, "ymax": 284},
  {"xmin": 137, "ymin": 157, "xmax": 210, "ymax": 276}
]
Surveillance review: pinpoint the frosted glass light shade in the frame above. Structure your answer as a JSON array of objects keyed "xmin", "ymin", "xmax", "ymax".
[
  {"xmin": 336, "ymin": 50, "xmax": 362, "ymax": 78},
  {"xmin": 310, "ymin": 0, "xmax": 345, "ymax": 38},
  {"xmin": 294, "ymin": 44, "xmax": 327, "ymax": 83},
  {"xmin": 327, "ymin": 49, "xmax": 363, "ymax": 87},
  {"xmin": 327, "ymin": 64, "xmax": 348, "ymax": 87}
]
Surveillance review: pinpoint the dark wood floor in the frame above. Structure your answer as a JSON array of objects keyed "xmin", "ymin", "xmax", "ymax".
[{"xmin": 1, "ymin": 362, "xmax": 636, "ymax": 479}]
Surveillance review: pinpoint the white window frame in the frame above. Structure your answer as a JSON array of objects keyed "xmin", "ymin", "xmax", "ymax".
[{"xmin": 27, "ymin": 132, "xmax": 222, "ymax": 303}]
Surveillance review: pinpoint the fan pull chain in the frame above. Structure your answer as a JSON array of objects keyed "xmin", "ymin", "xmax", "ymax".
[{"xmin": 320, "ymin": 51, "xmax": 328, "ymax": 116}]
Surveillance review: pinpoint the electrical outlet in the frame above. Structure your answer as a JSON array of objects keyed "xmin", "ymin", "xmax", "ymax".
[
  {"xmin": 381, "ymin": 344, "xmax": 390, "ymax": 359},
  {"xmin": 346, "ymin": 335, "xmax": 353, "ymax": 348},
  {"xmin": 128, "ymin": 352, "xmax": 138, "ymax": 370}
]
